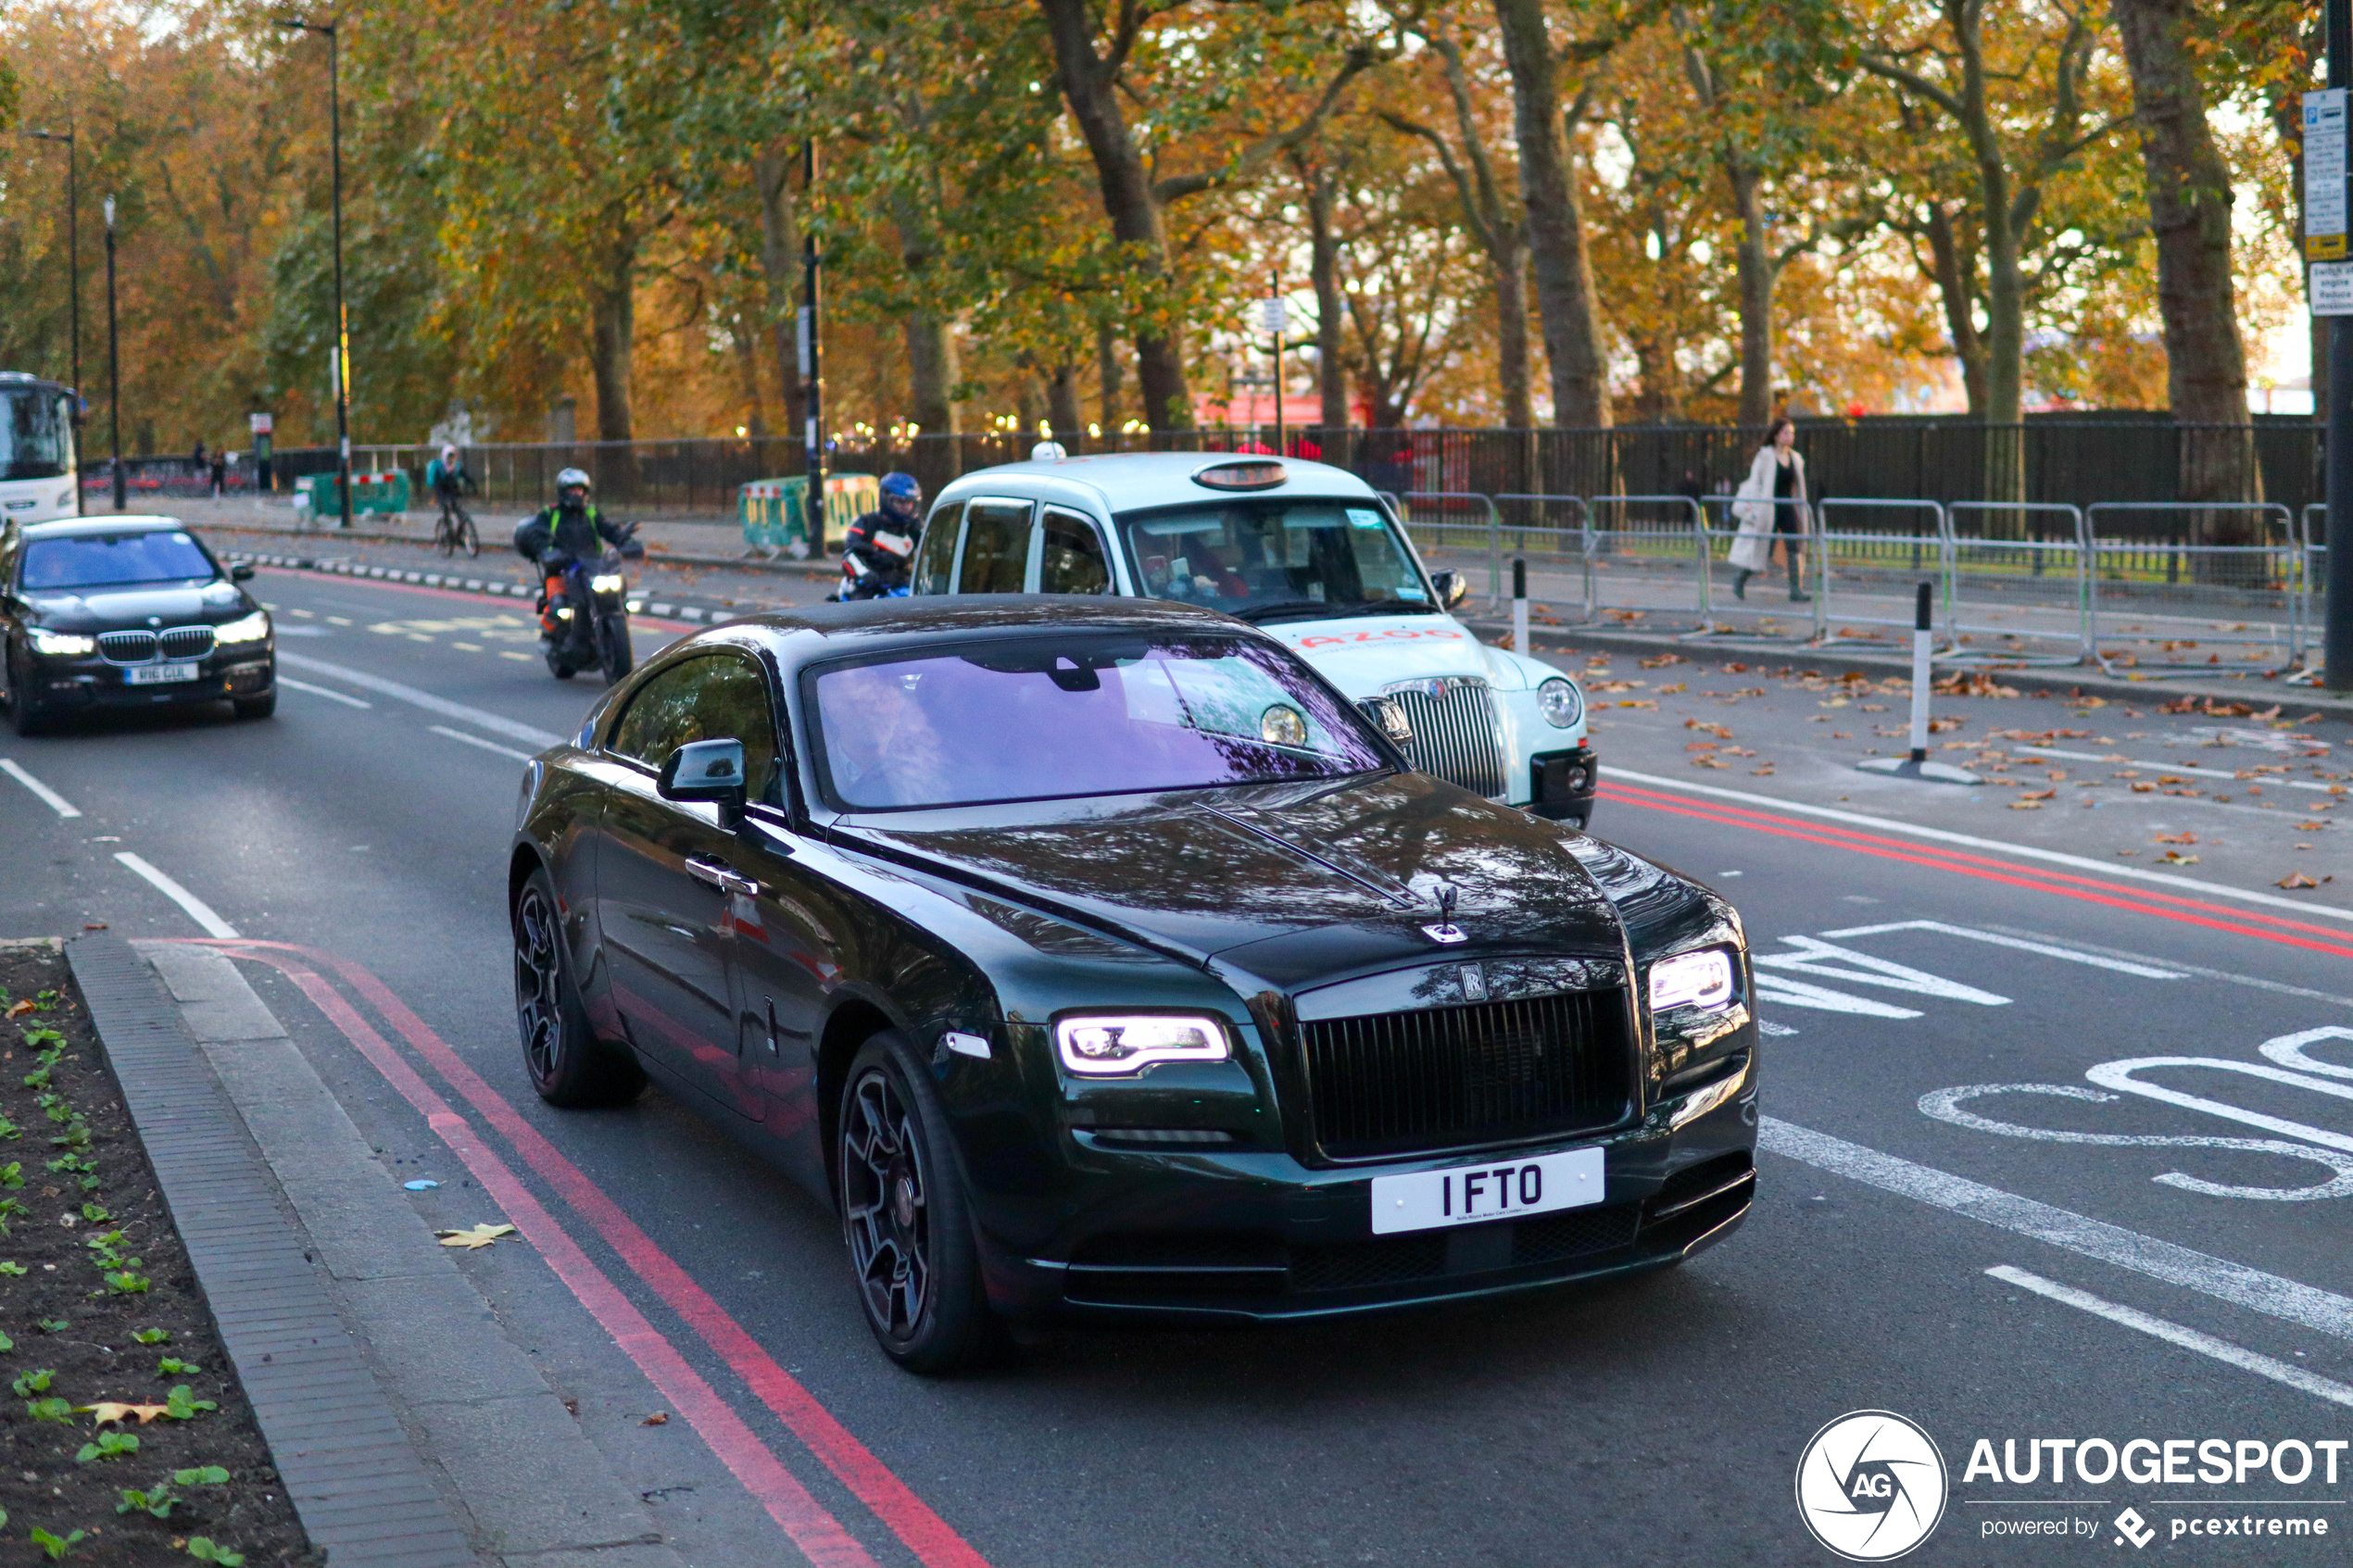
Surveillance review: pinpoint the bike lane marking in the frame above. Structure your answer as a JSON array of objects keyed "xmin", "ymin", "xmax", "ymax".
[
  {"xmin": 114, "ymin": 851, "xmax": 240, "ymax": 938},
  {"xmin": 206, "ymin": 943, "xmax": 886, "ymax": 1568},
  {"xmin": 201, "ymin": 940, "xmax": 993, "ymax": 1568},
  {"xmin": 0, "ymin": 757, "xmax": 81, "ymax": 817}
]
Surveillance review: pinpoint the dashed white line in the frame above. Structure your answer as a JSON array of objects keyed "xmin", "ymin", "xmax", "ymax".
[
  {"xmin": 428, "ymin": 724, "xmax": 537, "ymax": 763},
  {"xmin": 275, "ymin": 676, "xmax": 373, "ymax": 709},
  {"xmin": 275, "ymin": 652, "xmax": 565, "ymax": 749},
  {"xmin": 113, "ymin": 851, "xmax": 240, "ymax": 938},
  {"xmin": 1760, "ymin": 1116, "xmax": 2353, "ymax": 1340},
  {"xmin": 2016, "ymin": 745, "xmax": 2337, "ymax": 792},
  {"xmin": 0, "ymin": 758, "xmax": 82, "ymax": 819},
  {"xmin": 1987, "ymin": 1266, "xmax": 2353, "ymax": 1411}
]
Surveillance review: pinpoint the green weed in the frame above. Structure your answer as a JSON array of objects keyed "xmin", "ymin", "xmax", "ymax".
[
  {"xmin": 30, "ymin": 1525, "xmax": 85, "ymax": 1560},
  {"xmin": 74, "ymin": 1430, "xmax": 139, "ymax": 1462},
  {"xmin": 185, "ymin": 1538, "xmax": 244, "ymax": 1565},
  {"xmin": 10, "ymin": 1368, "xmax": 54, "ymax": 1396}
]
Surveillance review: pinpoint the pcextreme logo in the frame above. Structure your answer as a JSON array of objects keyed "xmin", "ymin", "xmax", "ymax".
[{"xmin": 1795, "ymin": 1410, "xmax": 1951, "ymax": 1562}]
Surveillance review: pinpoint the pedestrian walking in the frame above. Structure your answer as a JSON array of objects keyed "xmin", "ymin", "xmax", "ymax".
[
  {"xmin": 209, "ymin": 449, "xmax": 226, "ymax": 498},
  {"xmin": 1727, "ymin": 417, "xmax": 1810, "ymax": 602}
]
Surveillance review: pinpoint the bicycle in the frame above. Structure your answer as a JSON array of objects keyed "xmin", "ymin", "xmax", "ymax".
[{"xmin": 434, "ymin": 494, "xmax": 481, "ymax": 557}]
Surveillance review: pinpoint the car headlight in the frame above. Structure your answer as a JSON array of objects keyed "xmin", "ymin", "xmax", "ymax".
[
  {"xmin": 215, "ymin": 610, "xmax": 271, "ymax": 645},
  {"xmin": 1536, "ymin": 676, "xmax": 1583, "ymax": 729},
  {"xmin": 590, "ymin": 573, "xmax": 625, "ymax": 595},
  {"xmin": 1054, "ymin": 1013, "xmax": 1230, "ymax": 1077},
  {"xmin": 28, "ymin": 628, "xmax": 96, "ymax": 657},
  {"xmin": 1260, "ymin": 704, "xmax": 1307, "ymax": 746},
  {"xmin": 1648, "ymin": 948, "xmax": 1734, "ymax": 1012}
]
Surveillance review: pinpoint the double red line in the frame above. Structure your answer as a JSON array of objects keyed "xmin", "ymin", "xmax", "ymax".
[
  {"xmin": 1598, "ymin": 780, "xmax": 2353, "ymax": 960},
  {"xmin": 177, "ymin": 939, "xmax": 988, "ymax": 1568}
]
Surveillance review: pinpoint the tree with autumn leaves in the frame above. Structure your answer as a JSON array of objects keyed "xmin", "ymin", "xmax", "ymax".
[{"xmin": 0, "ymin": 0, "xmax": 2313, "ymax": 494}]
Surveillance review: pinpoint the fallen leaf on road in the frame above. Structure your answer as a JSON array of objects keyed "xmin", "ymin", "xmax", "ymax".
[
  {"xmin": 82, "ymin": 1402, "xmax": 171, "ymax": 1426},
  {"xmin": 5, "ymin": 1001, "xmax": 32, "ymax": 1019},
  {"xmin": 2131, "ymin": 782, "xmax": 2157, "ymax": 793},
  {"xmin": 2009, "ymin": 801, "xmax": 2043, "ymax": 810},
  {"xmin": 435, "ymin": 1223, "xmax": 518, "ymax": 1250},
  {"xmin": 2020, "ymin": 790, "xmax": 2056, "ymax": 801},
  {"xmin": 2279, "ymin": 872, "xmax": 2320, "ymax": 889},
  {"xmin": 81, "ymin": 923, "xmax": 107, "ymax": 933},
  {"xmin": 2298, "ymin": 822, "xmax": 2329, "ymax": 831},
  {"xmin": 2154, "ymin": 833, "xmax": 2196, "ymax": 844},
  {"xmin": 2158, "ymin": 851, "xmax": 2200, "ymax": 864},
  {"xmin": 641, "ymin": 1412, "xmax": 670, "ymax": 1426}
]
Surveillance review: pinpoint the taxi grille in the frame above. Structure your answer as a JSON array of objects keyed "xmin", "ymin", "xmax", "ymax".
[
  {"xmin": 97, "ymin": 626, "xmax": 214, "ymax": 664},
  {"xmin": 1300, "ymin": 989, "xmax": 1634, "ymax": 1160},
  {"xmin": 1388, "ymin": 678, "xmax": 1505, "ymax": 797}
]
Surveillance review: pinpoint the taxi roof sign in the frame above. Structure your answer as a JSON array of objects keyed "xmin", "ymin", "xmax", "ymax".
[{"xmin": 1191, "ymin": 459, "xmax": 1287, "ymax": 492}]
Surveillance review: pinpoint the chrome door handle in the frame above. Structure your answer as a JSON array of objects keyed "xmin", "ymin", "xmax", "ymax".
[{"xmin": 686, "ymin": 858, "xmax": 761, "ymax": 897}]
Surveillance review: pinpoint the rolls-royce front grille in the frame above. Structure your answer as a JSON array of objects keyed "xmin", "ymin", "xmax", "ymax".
[
  {"xmin": 1386, "ymin": 678, "xmax": 1505, "ymax": 797},
  {"xmin": 1300, "ymin": 988, "xmax": 1635, "ymax": 1160},
  {"xmin": 97, "ymin": 626, "xmax": 214, "ymax": 664}
]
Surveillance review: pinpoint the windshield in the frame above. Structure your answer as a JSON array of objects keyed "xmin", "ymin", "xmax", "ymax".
[
  {"xmin": 0, "ymin": 387, "xmax": 74, "ymax": 482},
  {"xmin": 812, "ymin": 633, "xmax": 1388, "ymax": 810},
  {"xmin": 1114, "ymin": 498, "xmax": 1435, "ymax": 623},
  {"xmin": 21, "ymin": 532, "xmax": 218, "ymax": 591}
]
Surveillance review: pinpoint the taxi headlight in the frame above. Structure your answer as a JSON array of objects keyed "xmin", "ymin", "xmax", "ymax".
[
  {"xmin": 28, "ymin": 628, "xmax": 96, "ymax": 656},
  {"xmin": 1536, "ymin": 676, "xmax": 1582, "ymax": 729},
  {"xmin": 590, "ymin": 573, "xmax": 625, "ymax": 595},
  {"xmin": 215, "ymin": 610, "xmax": 271, "ymax": 645},
  {"xmin": 1648, "ymin": 948, "xmax": 1734, "ymax": 1013},
  {"xmin": 1054, "ymin": 1013, "xmax": 1230, "ymax": 1077}
]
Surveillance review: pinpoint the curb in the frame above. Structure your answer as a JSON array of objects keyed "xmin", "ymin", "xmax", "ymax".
[
  {"xmin": 67, "ymin": 934, "xmax": 478, "ymax": 1568},
  {"xmin": 225, "ymin": 550, "xmax": 751, "ymax": 627},
  {"xmin": 199, "ymin": 519, "xmax": 840, "ymax": 583}
]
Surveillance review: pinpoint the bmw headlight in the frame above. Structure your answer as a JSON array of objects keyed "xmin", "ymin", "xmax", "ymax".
[
  {"xmin": 1054, "ymin": 1013, "xmax": 1230, "ymax": 1077},
  {"xmin": 215, "ymin": 609, "xmax": 271, "ymax": 645},
  {"xmin": 28, "ymin": 628, "xmax": 96, "ymax": 657},
  {"xmin": 1648, "ymin": 948, "xmax": 1734, "ymax": 1013},
  {"xmin": 1536, "ymin": 676, "xmax": 1583, "ymax": 729},
  {"xmin": 590, "ymin": 573, "xmax": 625, "ymax": 595}
]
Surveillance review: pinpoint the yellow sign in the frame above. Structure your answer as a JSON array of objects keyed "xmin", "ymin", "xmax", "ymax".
[{"xmin": 2309, "ymin": 233, "xmax": 2348, "ymax": 262}]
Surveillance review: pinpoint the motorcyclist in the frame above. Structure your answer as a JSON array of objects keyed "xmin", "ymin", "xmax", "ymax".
[
  {"xmin": 836, "ymin": 471, "xmax": 923, "ymax": 598},
  {"xmin": 514, "ymin": 468, "xmax": 627, "ymax": 569}
]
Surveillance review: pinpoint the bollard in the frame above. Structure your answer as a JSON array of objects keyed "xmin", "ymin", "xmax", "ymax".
[
  {"xmin": 1856, "ymin": 583, "xmax": 1981, "ymax": 785},
  {"xmin": 1512, "ymin": 558, "xmax": 1529, "ymax": 655}
]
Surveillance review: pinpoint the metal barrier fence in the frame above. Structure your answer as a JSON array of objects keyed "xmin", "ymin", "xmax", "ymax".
[
  {"xmin": 1811, "ymin": 498, "xmax": 1950, "ymax": 649},
  {"xmin": 1936, "ymin": 501, "xmax": 2093, "ymax": 666},
  {"xmin": 2082, "ymin": 501, "xmax": 2297, "ymax": 673},
  {"xmin": 1391, "ymin": 492, "xmax": 1503, "ymax": 607},
  {"xmin": 1493, "ymin": 495, "xmax": 1592, "ymax": 620}
]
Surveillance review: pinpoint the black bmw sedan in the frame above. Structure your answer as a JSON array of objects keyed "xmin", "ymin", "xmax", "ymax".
[
  {"xmin": 510, "ymin": 596, "xmax": 1757, "ymax": 1372},
  {"xmin": 1, "ymin": 516, "xmax": 275, "ymax": 735}
]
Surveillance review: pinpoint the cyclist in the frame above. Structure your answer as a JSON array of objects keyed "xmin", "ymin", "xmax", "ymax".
[{"xmin": 427, "ymin": 443, "xmax": 479, "ymax": 555}]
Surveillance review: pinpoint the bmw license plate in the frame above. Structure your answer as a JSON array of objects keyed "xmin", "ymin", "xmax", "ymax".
[
  {"xmin": 126, "ymin": 663, "xmax": 199, "ymax": 685},
  {"xmin": 1369, "ymin": 1147, "xmax": 1604, "ymax": 1235}
]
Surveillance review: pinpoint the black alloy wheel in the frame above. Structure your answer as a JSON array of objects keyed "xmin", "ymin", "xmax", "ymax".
[
  {"xmin": 512, "ymin": 868, "xmax": 644, "ymax": 1107},
  {"xmin": 837, "ymin": 1033, "xmax": 997, "ymax": 1373}
]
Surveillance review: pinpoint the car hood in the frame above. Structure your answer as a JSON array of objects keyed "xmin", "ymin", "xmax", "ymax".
[
  {"xmin": 1252, "ymin": 612, "xmax": 1509, "ymax": 696},
  {"xmin": 24, "ymin": 581, "xmax": 247, "ymax": 630},
  {"xmin": 828, "ymin": 771, "xmax": 1628, "ymax": 992}
]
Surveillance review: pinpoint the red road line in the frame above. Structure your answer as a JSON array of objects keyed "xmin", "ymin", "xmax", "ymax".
[
  {"xmin": 1597, "ymin": 783, "xmax": 2353, "ymax": 960},
  {"xmin": 208, "ymin": 940, "xmax": 991, "ymax": 1568},
  {"xmin": 254, "ymin": 562, "xmax": 717, "ymax": 632},
  {"xmin": 224, "ymin": 947, "xmax": 880, "ymax": 1568}
]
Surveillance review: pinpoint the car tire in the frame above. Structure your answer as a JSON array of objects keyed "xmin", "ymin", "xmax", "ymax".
[
  {"xmin": 512, "ymin": 868, "xmax": 644, "ymax": 1108},
  {"xmin": 837, "ymin": 1032, "xmax": 999, "ymax": 1374},
  {"xmin": 8, "ymin": 652, "xmax": 49, "ymax": 737},
  {"xmin": 233, "ymin": 690, "xmax": 277, "ymax": 720}
]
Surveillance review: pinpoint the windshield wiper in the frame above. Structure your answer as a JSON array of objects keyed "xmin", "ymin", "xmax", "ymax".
[
  {"xmin": 1231, "ymin": 597, "xmax": 1440, "ymax": 624},
  {"xmin": 1226, "ymin": 599, "xmax": 1332, "ymax": 623}
]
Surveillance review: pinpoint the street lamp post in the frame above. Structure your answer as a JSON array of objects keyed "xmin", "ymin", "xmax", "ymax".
[
  {"xmin": 23, "ymin": 125, "xmax": 82, "ymax": 516},
  {"xmin": 279, "ymin": 15, "xmax": 352, "ymax": 532},
  {"xmin": 104, "ymin": 194, "xmax": 122, "ymax": 511},
  {"xmin": 799, "ymin": 138, "xmax": 824, "ymax": 548}
]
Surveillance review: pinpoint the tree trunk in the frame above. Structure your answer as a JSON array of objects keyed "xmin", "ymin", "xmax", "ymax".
[
  {"xmin": 890, "ymin": 197, "xmax": 961, "ymax": 440},
  {"xmin": 1490, "ymin": 0, "xmax": 1609, "ymax": 428},
  {"xmin": 1037, "ymin": 0, "xmax": 1192, "ymax": 430},
  {"xmin": 1305, "ymin": 167, "xmax": 1350, "ymax": 433},
  {"xmin": 1096, "ymin": 320, "xmax": 1124, "ymax": 433},
  {"xmin": 2112, "ymin": 0, "xmax": 2258, "ymax": 522},
  {"xmin": 729, "ymin": 314, "xmax": 768, "ymax": 438},
  {"xmin": 1725, "ymin": 156, "xmax": 1775, "ymax": 430},
  {"xmin": 753, "ymin": 145, "xmax": 807, "ymax": 457},
  {"xmin": 587, "ymin": 237, "xmax": 635, "ymax": 443},
  {"xmin": 1922, "ymin": 205, "xmax": 1988, "ymax": 415},
  {"xmin": 1046, "ymin": 361, "xmax": 1082, "ymax": 439}
]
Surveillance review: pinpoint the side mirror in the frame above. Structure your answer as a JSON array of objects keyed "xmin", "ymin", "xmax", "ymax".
[
  {"xmin": 1356, "ymin": 696, "xmax": 1416, "ymax": 749},
  {"xmin": 658, "ymin": 738, "xmax": 749, "ymax": 813},
  {"xmin": 230, "ymin": 561, "xmax": 256, "ymax": 582},
  {"xmin": 620, "ymin": 541, "xmax": 646, "ymax": 560},
  {"xmin": 1428, "ymin": 571, "xmax": 1468, "ymax": 610}
]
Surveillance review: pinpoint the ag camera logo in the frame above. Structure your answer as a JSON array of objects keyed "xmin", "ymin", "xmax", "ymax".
[{"xmin": 1796, "ymin": 1411, "xmax": 1949, "ymax": 1561}]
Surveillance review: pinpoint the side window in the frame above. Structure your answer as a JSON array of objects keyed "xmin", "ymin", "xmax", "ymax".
[
  {"xmin": 1038, "ymin": 508, "xmax": 1111, "ymax": 595},
  {"xmin": 609, "ymin": 654, "xmax": 784, "ymax": 802},
  {"xmin": 956, "ymin": 500, "xmax": 1032, "ymax": 594},
  {"xmin": 912, "ymin": 501, "xmax": 962, "ymax": 595}
]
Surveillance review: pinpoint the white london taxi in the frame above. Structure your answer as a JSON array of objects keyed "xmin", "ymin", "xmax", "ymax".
[{"xmin": 908, "ymin": 452, "xmax": 1595, "ymax": 824}]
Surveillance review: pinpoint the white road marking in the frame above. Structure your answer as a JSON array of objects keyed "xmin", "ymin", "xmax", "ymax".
[
  {"xmin": 1759, "ymin": 1115, "xmax": 2353, "ymax": 1339},
  {"xmin": 1752, "ymin": 972, "xmax": 1923, "ymax": 1018},
  {"xmin": 1608, "ymin": 767, "xmax": 2353, "ymax": 923},
  {"xmin": 1820, "ymin": 920, "xmax": 2185, "ymax": 979},
  {"xmin": 2084, "ymin": 1056, "xmax": 2353, "ymax": 1155},
  {"xmin": 275, "ymin": 652, "xmax": 565, "ymax": 749},
  {"xmin": 2015, "ymin": 745, "xmax": 2337, "ymax": 793},
  {"xmin": 1986, "ymin": 1266, "xmax": 2353, "ymax": 1411},
  {"xmin": 113, "ymin": 851, "xmax": 240, "ymax": 939},
  {"xmin": 429, "ymin": 724, "xmax": 536, "ymax": 763},
  {"xmin": 1755, "ymin": 935, "xmax": 2010, "ymax": 1005},
  {"xmin": 2263, "ymin": 1027, "xmax": 2353, "ymax": 1080},
  {"xmin": 0, "ymin": 758, "xmax": 81, "ymax": 819},
  {"xmin": 275, "ymin": 676, "xmax": 372, "ymax": 709}
]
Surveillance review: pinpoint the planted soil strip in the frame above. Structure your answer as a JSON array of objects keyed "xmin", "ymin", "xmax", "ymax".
[{"xmin": 0, "ymin": 941, "xmax": 320, "ymax": 1566}]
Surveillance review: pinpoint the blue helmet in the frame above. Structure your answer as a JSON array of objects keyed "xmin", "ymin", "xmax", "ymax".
[{"xmin": 879, "ymin": 471, "xmax": 922, "ymax": 503}]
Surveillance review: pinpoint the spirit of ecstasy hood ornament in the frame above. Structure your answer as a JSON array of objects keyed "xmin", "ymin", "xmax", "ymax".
[{"xmin": 1422, "ymin": 881, "xmax": 1466, "ymax": 945}]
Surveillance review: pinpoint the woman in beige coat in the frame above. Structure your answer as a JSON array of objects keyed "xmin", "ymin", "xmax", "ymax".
[{"xmin": 1726, "ymin": 419, "xmax": 1810, "ymax": 602}]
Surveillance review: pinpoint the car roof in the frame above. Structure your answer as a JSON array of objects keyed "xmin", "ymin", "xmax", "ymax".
[
  {"xmin": 708, "ymin": 594, "xmax": 1272, "ymax": 674},
  {"xmin": 934, "ymin": 451, "xmax": 1380, "ymax": 514},
  {"xmin": 18, "ymin": 515, "xmax": 193, "ymax": 539}
]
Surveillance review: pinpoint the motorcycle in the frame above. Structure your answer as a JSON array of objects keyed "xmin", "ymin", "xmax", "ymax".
[
  {"xmin": 538, "ymin": 522, "xmax": 644, "ymax": 682},
  {"xmin": 829, "ymin": 546, "xmax": 913, "ymax": 602}
]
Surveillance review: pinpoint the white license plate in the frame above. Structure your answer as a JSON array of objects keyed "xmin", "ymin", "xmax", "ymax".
[
  {"xmin": 126, "ymin": 663, "xmax": 199, "ymax": 685},
  {"xmin": 1370, "ymin": 1147, "xmax": 1605, "ymax": 1235}
]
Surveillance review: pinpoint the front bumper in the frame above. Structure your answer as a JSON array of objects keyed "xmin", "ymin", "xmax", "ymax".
[
  {"xmin": 973, "ymin": 1051, "xmax": 1755, "ymax": 1324},
  {"xmin": 26, "ymin": 648, "xmax": 274, "ymax": 710},
  {"xmin": 1527, "ymin": 744, "xmax": 1598, "ymax": 823}
]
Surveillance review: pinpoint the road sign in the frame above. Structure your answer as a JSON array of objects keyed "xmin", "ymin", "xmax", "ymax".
[
  {"xmin": 2306, "ymin": 89, "xmax": 2347, "ymax": 261},
  {"xmin": 2312, "ymin": 259, "xmax": 2353, "ymax": 316},
  {"xmin": 248, "ymin": 411, "xmax": 272, "ymax": 435},
  {"xmin": 1257, "ymin": 297, "xmax": 1288, "ymax": 337}
]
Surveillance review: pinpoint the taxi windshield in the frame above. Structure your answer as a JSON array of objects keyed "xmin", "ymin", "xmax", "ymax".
[
  {"xmin": 1114, "ymin": 499, "xmax": 1436, "ymax": 624},
  {"xmin": 21, "ymin": 531, "xmax": 217, "ymax": 591},
  {"xmin": 811, "ymin": 633, "xmax": 1387, "ymax": 810}
]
